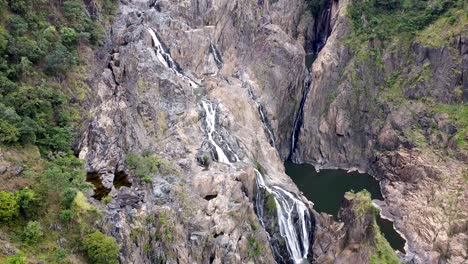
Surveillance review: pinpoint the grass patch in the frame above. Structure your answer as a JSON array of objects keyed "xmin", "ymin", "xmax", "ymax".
[
  {"xmin": 369, "ymin": 221, "xmax": 402, "ymax": 264},
  {"xmin": 416, "ymin": 8, "xmax": 468, "ymax": 47},
  {"xmin": 432, "ymin": 104, "xmax": 468, "ymax": 150},
  {"xmin": 247, "ymin": 235, "xmax": 263, "ymax": 258},
  {"xmin": 265, "ymin": 192, "xmax": 277, "ymax": 216}
]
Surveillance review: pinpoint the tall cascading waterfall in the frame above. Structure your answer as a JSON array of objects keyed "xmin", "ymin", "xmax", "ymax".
[
  {"xmin": 254, "ymin": 169, "xmax": 314, "ymax": 264},
  {"xmin": 289, "ymin": 1, "xmax": 332, "ymax": 158},
  {"xmin": 147, "ymin": 28, "xmax": 200, "ymax": 88}
]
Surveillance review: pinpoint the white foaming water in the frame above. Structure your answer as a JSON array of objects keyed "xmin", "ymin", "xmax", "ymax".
[
  {"xmin": 255, "ymin": 170, "xmax": 311, "ymax": 263},
  {"xmin": 147, "ymin": 28, "xmax": 199, "ymax": 88},
  {"xmin": 201, "ymin": 100, "xmax": 231, "ymax": 164}
]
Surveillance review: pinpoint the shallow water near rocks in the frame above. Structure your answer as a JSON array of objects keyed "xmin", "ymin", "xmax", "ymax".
[{"xmin": 284, "ymin": 161, "xmax": 406, "ymax": 253}]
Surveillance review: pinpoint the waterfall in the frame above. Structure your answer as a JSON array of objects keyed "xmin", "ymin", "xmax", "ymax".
[
  {"xmin": 290, "ymin": 1, "xmax": 332, "ymax": 158},
  {"xmin": 147, "ymin": 28, "xmax": 200, "ymax": 88},
  {"xmin": 210, "ymin": 41, "xmax": 223, "ymax": 69},
  {"xmin": 200, "ymin": 100, "xmax": 236, "ymax": 164},
  {"xmin": 247, "ymin": 88, "xmax": 276, "ymax": 148},
  {"xmin": 255, "ymin": 170, "xmax": 312, "ymax": 263},
  {"xmin": 290, "ymin": 75, "xmax": 311, "ymax": 156}
]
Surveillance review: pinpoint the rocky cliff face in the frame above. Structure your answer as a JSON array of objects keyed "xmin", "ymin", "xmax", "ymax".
[
  {"xmin": 291, "ymin": 0, "xmax": 468, "ymax": 263},
  {"xmin": 76, "ymin": 0, "xmax": 467, "ymax": 263},
  {"xmin": 77, "ymin": 0, "xmax": 324, "ymax": 263}
]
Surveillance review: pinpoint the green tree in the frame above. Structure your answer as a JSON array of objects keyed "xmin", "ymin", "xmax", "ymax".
[
  {"xmin": 83, "ymin": 231, "xmax": 120, "ymax": 264},
  {"xmin": 0, "ymin": 191, "xmax": 19, "ymax": 222},
  {"xmin": 44, "ymin": 44, "xmax": 75, "ymax": 76},
  {"xmin": 8, "ymin": 36, "xmax": 44, "ymax": 63},
  {"xmin": 21, "ymin": 221, "xmax": 43, "ymax": 244},
  {"xmin": 8, "ymin": 15, "xmax": 28, "ymax": 36},
  {"xmin": 63, "ymin": 1, "xmax": 92, "ymax": 32},
  {"xmin": 0, "ymin": 103, "xmax": 21, "ymax": 143}
]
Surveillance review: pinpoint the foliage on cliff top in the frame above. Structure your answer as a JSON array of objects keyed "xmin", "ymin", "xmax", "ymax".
[
  {"xmin": 347, "ymin": 0, "xmax": 464, "ymax": 43},
  {"xmin": 433, "ymin": 104, "xmax": 468, "ymax": 149},
  {"xmin": 369, "ymin": 221, "xmax": 402, "ymax": 264},
  {"xmin": 344, "ymin": 189, "xmax": 375, "ymax": 220},
  {"xmin": 345, "ymin": 190, "xmax": 401, "ymax": 264},
  {"xmin": 415, "ymin": 8, "xmax": 468, "ymax": 47}
]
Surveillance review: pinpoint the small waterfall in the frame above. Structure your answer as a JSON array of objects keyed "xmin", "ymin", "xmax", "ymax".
[
  {"xmin": 200, "ymin": 100, "xmax": 240, "ymax": 164},
  {"xmin": 247, "ymin": 88, "xmax": 276, "ymax": 148},
  {"xmin": 147, "ymin": 28, "xmax": 200, "ymax": 88},
  {"xmin": 254, "ymin": 170, "xmax": 312, "ymax": 263},
  {"xmin": 210, "ymin": 41, "xmax": 223, "ymax": 69}
]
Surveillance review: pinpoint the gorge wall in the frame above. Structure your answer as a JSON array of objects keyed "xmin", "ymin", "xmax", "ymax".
[{"xmin": 76, "ymin": 0, "xmax": 467, "ymax": 263}]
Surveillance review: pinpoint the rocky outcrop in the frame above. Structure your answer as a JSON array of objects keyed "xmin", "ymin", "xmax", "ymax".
[{"xmin": 375, "ymin": 150, "xmax": 467, "ymax": 264}]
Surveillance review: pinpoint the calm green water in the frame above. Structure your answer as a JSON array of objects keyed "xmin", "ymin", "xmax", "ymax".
[{"xmin": 285, "ymin": 161, "xmax": 406, "ymax": 252}]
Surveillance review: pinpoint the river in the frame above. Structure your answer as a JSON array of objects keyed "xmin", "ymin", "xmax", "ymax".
[{"xmin": 285, "ymin": 161, "xmax": 406, "ymax": 253}]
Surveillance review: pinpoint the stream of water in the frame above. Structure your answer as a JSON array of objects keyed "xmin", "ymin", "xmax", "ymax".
[{"xmin": 284, "ymin": 161, "xmax": 406, "ymax": 253}]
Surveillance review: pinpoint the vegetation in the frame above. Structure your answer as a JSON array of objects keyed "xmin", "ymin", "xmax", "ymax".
[
  {"xmin": 369, "ymin": 220, "xmax": 402, "ymax": 264},
  {"xmin": 0, "ymin": 0, "xmax": 119, "ymax": 262},
  {"xmin": 344, "ymin": 190, "xmax": 375, "ymax": 221},
  {"xmin": 247, "ymin": 235, "xmax": 263, "ymax": 258},
  {"xmin": 265, "ymin": 192, "xmax": 277, "ymax": 216},
  {"xmin": 0, "ymin": 191, "xmax": 19, "ymax": 222},
  {"xmin": 432, "ymin": 104, "xmax": 468, "ymax": 149},
  {"xmin": 347, "ymin": 0, "xmax": 464, "ymax": 43},
  {"xmin": 126, "ymin": 152, "xmax": 176, "ymax": 182},
  {"xmin": 21, "ymin": 221, "xmax": 43, "ymax": 245},
  {"xmin": 83, "ymin": 231, "xmax": 120, "ymax": 264},
  {"xmin": 345, "ymin": 190, "xmax": 401, "ymax": 263}
]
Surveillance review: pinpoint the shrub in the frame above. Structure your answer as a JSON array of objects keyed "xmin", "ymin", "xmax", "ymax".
[
  {"xmin": 347, "ymin": 0, "xmax": 461, "ymax": 42},
  {"xmin": 6, "ymin": 250, "xmax": 26, "ymax": 264},
  {"xmin": 63, "ymin": 1, "xmax": 92, "ymax": 33},
  {"xmin": 0, "ymin": 26, "xmax": 9, "ymax": 54},
  {"xmin": 83, "ymin": 231, "xmax": 120, "ymax": 264},
  {"xmin": 0, "ymin": 103, "xmax": 21, "ymax": 143},
  {"xmin": 62, "ymin": 188, "xmax": 78, "ymax": 209},
  {"xmin": 60, "ymin": 27, "xmax": 78, "ymax": 47},
  {"xmin": 8, "ymin": 0, "xmax": 30, "ymax": 15},
  {"xmin": 38, "ymin": 155, "xmax": 89, "ymax": 196},
  {"xmin": 43, "ymin": 26, "xmax": 59, "ymax": 43},
  {"xmin": 60, "ymin": 209, "xmax": 74, "ymax": 222},
  {"xmin": 21, "ymin": 221, "xmax": 43, "ymax": 244},
  {"xmin": 15, "ymin": 187, "xmax": 37, "ymax": 218},
  {"xmin": 0, "ymin": 191, "xmax": 19, "ymax": 222},
  {"xmin": 126, "ymin": 153, "xmax": 175, "ymax": 180}
]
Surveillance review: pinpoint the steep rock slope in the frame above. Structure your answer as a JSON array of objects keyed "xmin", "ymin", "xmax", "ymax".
[
  {"xmin": 77, "ymin": 0, "xmax": 321, "ymax": 263},
  {"xmin": 292, "ymin": 0, "xmax": 468, "ymax": 263}
]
